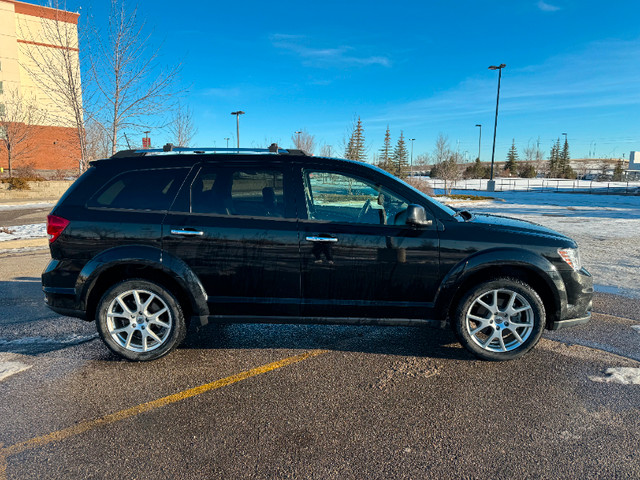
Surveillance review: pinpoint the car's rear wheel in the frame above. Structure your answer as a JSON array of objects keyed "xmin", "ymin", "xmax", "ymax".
[
  {"xmin": 454, "ymin": 278, "xmax": 545, "ymax": 361},
  {"xmin": 96, "ymin": 279, "xmax": 186, "ymax": 361}
]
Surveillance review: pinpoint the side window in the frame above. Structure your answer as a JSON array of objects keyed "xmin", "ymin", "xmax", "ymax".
[
  {"xmin": 191, "ymin": 167, "xmax": 285, "ymax": 218},
  {"xmin": 88, "ymin": 168, "xmax": 187, "ymax": 210},
  {"xmin": 304, "ymin": 171, "xmax": 409, "ymax": 225}
]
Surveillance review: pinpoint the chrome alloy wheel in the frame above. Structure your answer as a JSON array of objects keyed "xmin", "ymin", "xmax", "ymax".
[
  {"xmin": 465, "ymin": 288, "xmax": 534, "ymax": 353},
  {"xmin": 106, "ymin": 289, "xmax": 173, "ymax": 353}
]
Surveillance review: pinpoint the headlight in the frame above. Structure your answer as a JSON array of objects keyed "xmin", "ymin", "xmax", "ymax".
[{"xmin": 558, "ymin": 248, "xmax": 581, "ymax": 271}]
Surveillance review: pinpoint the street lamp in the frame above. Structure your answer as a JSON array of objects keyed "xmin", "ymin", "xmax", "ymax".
[
  {"xmin": 224, "ymin": 137, "xmax": 230, "ymax": 148},
  {"xmin": 409, "ymin": 138, "xmax": 416, "ymax": 176},
  {"xmin": 230, "ymin": 111, "xmax": 245, "ymax": 149},
  {"xmin": 488, "ymin": 64, "xmax": 506, "ymax": 192},
  {"xmin": 295, "ymin": 131, "xmax": 302, "ymax": 148},
  {"xmin": 475, "ymin": 124, "xmax": 482, "ymax": 162}
]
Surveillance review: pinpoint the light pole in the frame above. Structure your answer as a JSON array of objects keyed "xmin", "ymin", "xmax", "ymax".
[
  {"xmin": 230, "ymin": 111, "xmax": 245, "ymax": 149},
  {"xmin": 488, "ymin": 64, "xmax": 506, "ymax": 192},
  {"xmin": 475, "ymin": 124, "xmax": 482, "ymax": 162},
  {"xmin": 409, "ymin": 138, "xmax": 416, "ymax": 176},
  {"xmin": 224, "ymin": 137, "xmax": 230, "ymax": 148},
  {"xmin": 295, "ymin": 131, "xmax": 302, "ymax": 148}
]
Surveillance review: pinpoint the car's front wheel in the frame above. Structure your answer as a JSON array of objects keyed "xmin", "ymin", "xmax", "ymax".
[
  {"xmin": 454, "ymin": 278, "xmax": 545, "ymax": 361},
  {"xmin": 96, "ymin": 279, "xmax": 186, "ymax": 361}
]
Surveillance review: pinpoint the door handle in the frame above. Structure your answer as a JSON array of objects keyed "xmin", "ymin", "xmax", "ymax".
[
  {"xmin": 171, "ymin": 229, "xmax": 204, "ymax": 236},
  {"xmin": 305, "ymin": 236, "xmax": 338, "ymax": 243}
]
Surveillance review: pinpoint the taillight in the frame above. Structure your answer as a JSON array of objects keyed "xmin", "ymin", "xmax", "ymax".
[{"xmin": 47, "ymin": 215, "xmax": 70, "ymax": 243}]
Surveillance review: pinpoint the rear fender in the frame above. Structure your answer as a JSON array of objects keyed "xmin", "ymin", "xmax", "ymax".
[{"xmin": 77, "ymin": 245, "xmax": 208, "ymax": 317}]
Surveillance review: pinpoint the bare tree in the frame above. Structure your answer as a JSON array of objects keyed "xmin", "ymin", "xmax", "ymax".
[
  {"xmin": 432, "ymin": 133, "xmax": 450, "ymax": 164},
  {"xmin": 291, "ymin": 129, "xmax": 316, "ymax": 155},
  {"xmin": 0, "ymin": 89, "xmax": 45, "ymax": 176},
  {"xmin": 91, "ymin": 0, "xmax": 181, "ymax": 155},
  {"xmin": 85, "ymin": 119, "xmax": 110, "ymax": 161},
  {"xmin": 431, "ymin": 134, "xmax": 461, "ymax": 194},
  {"xmin": 318, "ymin": 144, "xmax": 333, "ymax": 157},
  {"xmin": 167, "ymin": 104, "xmax": 197, "ymax": 147},
  {"xmin": 18, "ymin": 0, "xmax": 89, "ymax": 173}
]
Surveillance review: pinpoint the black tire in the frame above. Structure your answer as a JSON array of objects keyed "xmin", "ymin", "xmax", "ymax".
[
  {"xmin": 96, "ymin": 279, "xmax": 186, "ymax": 361},
  {"xmin": 454, "ymin": 278, "xmax": 545, "ymax": 361}
]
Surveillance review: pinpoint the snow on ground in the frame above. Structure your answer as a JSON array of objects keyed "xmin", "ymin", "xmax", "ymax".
[
  {"xmin": 589, "ymin": 367, "xmax": 640, "ymax": 385},
  {"xmin": 0, "ymin": 202, "xmax": 55, "ymax": 211},
  {"xmin": 436, "ymin": 189, "xmax": 640, "ymax": 298},
  {"xmin": 0, "ymin": 353, "xmax": 31, "ymax": 382},
  {"xmin": 0, "ymin": 223, "xmax": 46, "ymax": 242}
]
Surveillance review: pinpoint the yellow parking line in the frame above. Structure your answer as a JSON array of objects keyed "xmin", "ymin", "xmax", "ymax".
[{"xmin": 0, "ymin": 349, "xmax": 328, "ymax": 479}]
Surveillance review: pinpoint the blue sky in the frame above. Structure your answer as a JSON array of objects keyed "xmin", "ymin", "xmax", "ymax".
[{"xmin": 57, "ymin": 0, "xmax": 640, "ymax": 161}]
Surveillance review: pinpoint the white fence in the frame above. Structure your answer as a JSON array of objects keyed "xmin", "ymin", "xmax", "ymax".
[{"xmin": 425, "ymin": 178, "xmax": 640, "ymax": 194}]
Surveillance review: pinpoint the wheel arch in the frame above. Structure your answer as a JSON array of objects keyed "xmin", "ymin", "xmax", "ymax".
[
  {"xmin": 435, "ymin": 248, "xmax": 566, "ymax": 329},
  {"xmin": 77, "ymin": 246, "xmax": 208, "ymax": 322}
]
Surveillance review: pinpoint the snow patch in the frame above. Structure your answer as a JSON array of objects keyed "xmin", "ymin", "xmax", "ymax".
[
  {"xmin": 0, "ymin": 223, "xmax": 46, "ymax": 242},
  {"xmin": 0, "ymin": 202, "xmax": 55, "ymax": 211},
  {"xmin": 589, "ymin": 367, "xmax": 640, "ymax": 385},
  {"xmin": 0, "ymin": 353, "xmax": 32, "ymax": 382},
  {"xmin": 632, "ymin": 325, "xmax": 640, "ymax": 334}
]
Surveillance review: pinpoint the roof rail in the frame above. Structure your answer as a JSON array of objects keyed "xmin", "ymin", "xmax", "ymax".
[{"xmin": 132, "ymin": 143, "xmax": 292, "ymax": 155}]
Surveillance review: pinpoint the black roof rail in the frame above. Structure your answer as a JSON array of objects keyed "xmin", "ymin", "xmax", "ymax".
[
  {"xmin": 109, "ymin": 143, "xmax": 309, "ymax": 158},
  {"xmin": 110, "ymin": 149, "xmax": 146, "ymax": 158}
]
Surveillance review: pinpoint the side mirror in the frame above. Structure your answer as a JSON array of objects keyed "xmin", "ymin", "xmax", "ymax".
[{"xmin": 406, "ymin": 204, "xmax": 433, "ymax": 227}]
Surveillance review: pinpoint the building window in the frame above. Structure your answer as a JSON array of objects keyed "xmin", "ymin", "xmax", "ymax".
[
  {"xmin": 0, "ymin": 103, "xmax": 5, "ymax": 117},
  {"xmin": 0, "ymin": 81, "xmax": 3, "ymax": 94},
  {"xmin": 0, "ymin": 126, "xmax": 6, "ymax": 140}
]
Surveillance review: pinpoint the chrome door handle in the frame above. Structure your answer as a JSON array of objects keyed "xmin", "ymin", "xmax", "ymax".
[
  {"xmin": 171, "ymin": 229, "xmax": 204, "ymax": 236},
  {"xmin": 305, "ymin": 236, "xmax": 338, "ymax": 243}
]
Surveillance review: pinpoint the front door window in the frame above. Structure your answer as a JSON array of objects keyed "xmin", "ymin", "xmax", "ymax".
[{"xmin": 304, "ymin": 171, "xmax": 409, "ymax": 225}]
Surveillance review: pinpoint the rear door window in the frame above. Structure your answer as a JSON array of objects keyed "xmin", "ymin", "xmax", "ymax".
[
  {"xmin": 190, "ymin": 167, "xmax": 286, "ymax": 218},
  {"xmin": 88, "ymin": 168, "xmax": 188, "ymax": 211}
]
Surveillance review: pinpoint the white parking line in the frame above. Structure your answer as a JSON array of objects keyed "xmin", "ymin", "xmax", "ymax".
[{"xmin": 631, "ymin": 325, "xmax": 640, "ymax": 334}]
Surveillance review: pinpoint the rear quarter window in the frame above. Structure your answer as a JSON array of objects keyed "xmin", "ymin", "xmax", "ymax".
[{"xmin": 88, "ymin": 168, "xmax": 188, "ymax": 211}]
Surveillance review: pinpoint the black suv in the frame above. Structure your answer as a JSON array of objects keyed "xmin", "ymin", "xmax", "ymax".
[{"xmin": 42, "ymin": 146, "xmax": 592, "ymax": 361}]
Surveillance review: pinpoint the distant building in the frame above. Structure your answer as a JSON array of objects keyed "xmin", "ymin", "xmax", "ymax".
[
  {"xmin": 629, "ymin": 152, "xmax": 640, "ymax": 171},
  {"xmin": 0, "ymin": 0, "xmax": 80, "ymax": 171}
]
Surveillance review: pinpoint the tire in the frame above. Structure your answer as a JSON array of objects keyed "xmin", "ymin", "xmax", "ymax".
[
  {"xmin": 96, "ymin": 279, "xmax": 186, "ymax": 361},
  {"xmin": 454, "ymin": 278, "xmax": 545, "ymax": 361}
]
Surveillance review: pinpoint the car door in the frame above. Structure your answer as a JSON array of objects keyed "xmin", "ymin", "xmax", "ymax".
[
  {"xmin": 296, "ymin": 167, "xmax": 440, "ymax": 320},
  {"xmin": 162, "ymin": 161, "xmax": 301, "ymax": 318}
]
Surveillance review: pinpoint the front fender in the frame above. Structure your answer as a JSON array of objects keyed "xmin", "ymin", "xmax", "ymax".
[
  {"xmin": 434, "ymin": 247, "xmax": 566, "ymax": 320},
  {"xmin": 77, "ymin": 245, "xmax": 208, "ymax": 316}
]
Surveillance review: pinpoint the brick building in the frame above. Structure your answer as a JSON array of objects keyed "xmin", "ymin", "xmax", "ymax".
[{"xmin": 0, "ymin": 0, "xmax": 81, "ymax": 172}]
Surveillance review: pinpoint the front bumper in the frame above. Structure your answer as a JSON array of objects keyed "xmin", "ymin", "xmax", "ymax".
[
  {"xmin": 550, "ymin": 313, "xmax": 591, "ymax": 330},
  {"xmin": 552, "ymin": 266, "xmax": 593, "ymax": 330}
]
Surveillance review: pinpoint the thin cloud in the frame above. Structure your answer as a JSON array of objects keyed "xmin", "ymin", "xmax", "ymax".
[
  {"xmin": 537, "ymin": 1, "xmax": 561, "ymax": 12},
  {"xmin": 370, "ymin": 37, "xmax": 640, "ymax": 125},
  {"xmin": 271, "ymin": 34, "xmax": 391, "ymax": 68}
]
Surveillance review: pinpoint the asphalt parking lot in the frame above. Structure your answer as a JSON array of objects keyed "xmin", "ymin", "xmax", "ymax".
[{"xmin": 1, "ymin": 249, "xmax": 639, "ymax": 480}]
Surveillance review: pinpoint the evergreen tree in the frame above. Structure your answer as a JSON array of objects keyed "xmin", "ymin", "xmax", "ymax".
[
  {"xmin": 392, "ymin": 131, "xmax": 409, "ymax": 178},
  {"xmin": 612, "ymin": 160, "xmax": 625, "ymax": 181},
  {"xmin": 378, "ymin": 125, "xmax": 392, "ymax": 171},
  {"xmin": 549, "ymin": 138, "xmax": 561, "ymax": 177},
  {"xmin": 504, "ymin": 139, "xmax": 519, "ymax": 175},
  {"xmin": 559, "ymin": 137, "xmax": 571, "ymax": 177},
  {"xmin": 345, "ymin": 117, "xmax": 366, "ymax": 162}
]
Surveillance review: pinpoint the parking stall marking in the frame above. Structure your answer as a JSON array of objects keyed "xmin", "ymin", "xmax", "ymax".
[{"xmin": 0, "ymin": 349, "xmax": 328, "ymax": 480}]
